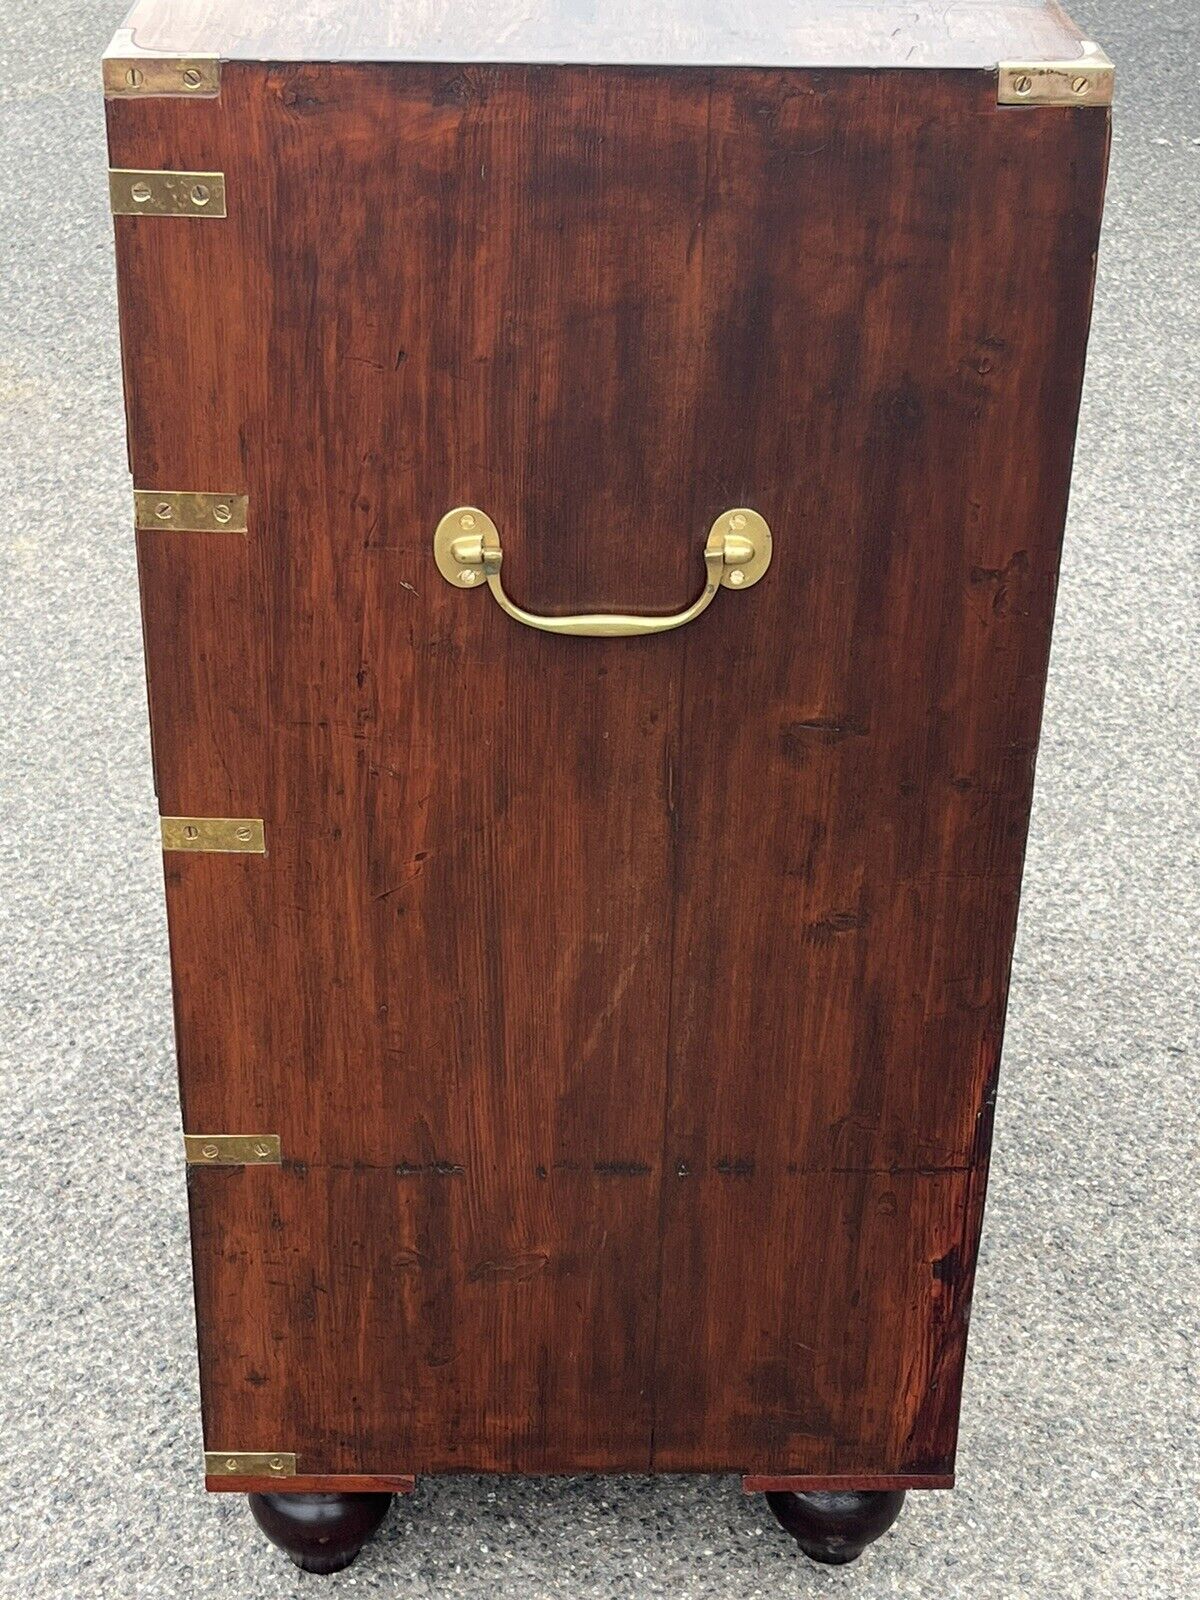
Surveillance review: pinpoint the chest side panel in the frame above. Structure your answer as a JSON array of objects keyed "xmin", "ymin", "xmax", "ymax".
[{"xmin": 108, "ymin": 61, "xmax": 1107, "ymax": 1479}]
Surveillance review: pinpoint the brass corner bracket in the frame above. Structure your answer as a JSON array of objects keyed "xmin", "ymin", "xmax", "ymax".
[
  {"xmin": 205, "ymin": 1452, "xmax": 296, "ymax": 1479},
  {"xmin": 109, "ymin": 169, "xmax": 226, "ymax": 218},
  {"xmin": 184, "ymin": 1135, "xmax": 281, "ymax": 1166},
  {"xmin": 161, "ymin": 817, "xmax": 266, "ymax": 854},
  {"xmin": 103, "ymin": 30, "xmax": 220, "ymax": 98},
  {"xmin": 998, "ymin": 43, "xmax": 1113, "ymax": 106}
]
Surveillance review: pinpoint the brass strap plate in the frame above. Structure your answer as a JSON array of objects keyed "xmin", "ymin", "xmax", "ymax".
[
  {"xmin": 161, "ymin": 817, "xmax": 265, "ymax": 854},
  {"xmin": 998, "ymin": 45, "xmax": 1113, "ymax": 106},
  {"xmin": 184, "ymin": 1135, "xmax": 281, "ymax": 1166},
  {"xmin": 134, "ymin": 490, "xmax": 248, "ymax": 533},
  {"xmin": 103, "ymin": 54, "xmax": 220, "ymax": 98},
  {"xmin": 109, "ymin": 169, "xmax": 226, "ymax": 218},
  {"xmin": 205, "ymin": 1452, "xmax": 296, "ymax": 1479}
]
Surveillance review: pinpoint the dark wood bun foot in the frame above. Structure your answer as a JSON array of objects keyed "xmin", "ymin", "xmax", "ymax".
[
  {"xmin": 765, "ymin": 1488, "xmax": 906, "ymax": 1564},
  {"xmin": 248, "ymin": 1492, "xmax": 393, "ymax": 1573}
]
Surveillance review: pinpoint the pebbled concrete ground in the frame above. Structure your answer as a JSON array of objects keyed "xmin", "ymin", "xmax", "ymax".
[{"xmin": 0, "ymin": 2, "xmax": 1196, "ymax": 1596}]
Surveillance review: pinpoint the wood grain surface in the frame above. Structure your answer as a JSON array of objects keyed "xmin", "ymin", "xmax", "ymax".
[
  {"xmin": 111, "ymin": 0, "xmax": 1093, "ymax": 69},
  {"xmin": 108, "ymin": 61, "xmax": 1108, "ymax": 1479}
]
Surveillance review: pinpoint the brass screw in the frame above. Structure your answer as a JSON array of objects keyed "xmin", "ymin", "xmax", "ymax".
[
  {"xmin": 1013, "ymin": 73, "xmax": 1033, "ymax": 95},
  {"xmin": 213, "ymin": 502, "xmax": 232, "ymax": 524},
  {"xmin": 252, "ymin": 1141, "xmax": 272, "ymax": 1159},
  {"xmin": 224, "ymin": 1457, "xmax": 238, "ymax": 1473},
  {"xmin": 155, "ymin": 501, "xmax": 173, "ymax": 521},
  {"xmin": 181, "ymin": 67, "xmax": 204, "ymax": 89},
  {"xmin": 235, "ymin": 826, "xmax": 252, "ymax": 842},
  {"xmin": 731, "ymin": 513, "xmax": 747, "ymax": 530},
  {"xmin": 268, "ymin": 1457, "xmax": 285, "ymax": 1473},
  {"xmin": 729, "ymin": 569, "xmax": 746, "ymax": 586},
  {"xmin": 459, "ymin": 514, "xmax": 475, "ymax": 531},
  {"xmin": 1071, "ymin": 75, "xmax": 1090, "ymax": 95},
  {"xmin": 130, "ymin": 180, "xmax": 152, "ymax": 203},
  {"xmin": 190, "ymin": 183, "xmax": 211, "ymax": 208},
  {"xmin": 201, "ymin": 1142, "xmax": 219, "ymax": 1160},
  {"xmin": 460, "ymin": 569, "xmax": 477, "ymax": 583},
  {"xmin": 184, "ymin": 824, "xmax": 199, "ymax": 840},
  {"xmin": 125, "ymin": 66, "xmax": 144, "ymax": 89}
]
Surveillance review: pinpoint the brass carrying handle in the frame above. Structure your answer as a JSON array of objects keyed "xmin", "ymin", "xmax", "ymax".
[{"xmin": 433, "ymin": 507, "xmax": 772, "ymax": 637}]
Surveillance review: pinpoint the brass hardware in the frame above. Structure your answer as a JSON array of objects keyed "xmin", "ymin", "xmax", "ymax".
[
  {"xmin": 103, "ymin": 31, "xmax": 220, "ymax": 98},
  {"xmin": 109, "ymin": 169, "xmax": 227, "ymax": 218},
  {"xmin": 433, "ymin": 507, "xmax": 772, "ymax": 637},
  {"xmin": 134, "ymin": 490, "xmax": 248, "ymax": 533},
  {"xmin": 184, "ymin": 1135, "xmax": 281, "ymax": 1166},
  {"xmin": 998, "ymin": 44, "xmax": 1113, "ymax": 106},
  {"xmin": 161, "ymin": 817, "xmax": 266, "ymax": 854},
  {"xmin": 204, "ymin": 1452, "xmax": 296, "ymax": 1478}
]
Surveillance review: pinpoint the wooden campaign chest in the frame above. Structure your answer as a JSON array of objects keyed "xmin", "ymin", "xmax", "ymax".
[{"xmin": 104, "ymin": 0, "xmax": 1110, "ymax": 1573}]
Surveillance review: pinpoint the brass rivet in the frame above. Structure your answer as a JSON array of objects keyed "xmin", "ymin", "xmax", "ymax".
[
  {"xmin": 130, "ymin": 180, "xmax": 153, "ymax": 203},
  {"xmin": 729, "ymin": 569, "xmax": 746, "ymax": 586},
  {"xmin": 181, "ymin": 67, "xmax": 204, "ymax": 89},
  {"xmin": 213, "ymin": 502, "xmax": 232, "ymax": 523},
  {"xmin": 1013, "ymin": 73, "xmax": 1033, "ymax": 95},
  {"xmin": 200, "ymin": 1142, "xmax": 219, "ymax": 1159},
  {"xmin": 125, "ymin": 66, "xmax": 144, "ymax": 89},
  {"xmin": 189, "ymin": 183, "xmax": 211, "ymax": 208},
  {"xmin": 459, "ymin": 514, "xmax": 475, "ymax": 531},
  {"xmin": 154, "ymin": 501, "xmax": 174, "ymax": 521},
  {"xmin": 1071, "ymin": 75, "xmax": 1090, "ymax": 95}
]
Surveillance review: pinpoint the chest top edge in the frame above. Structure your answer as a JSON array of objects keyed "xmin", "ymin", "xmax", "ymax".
[{"xmin": 106, "ymin": 0, "xmax": 1104, "ymax": 72}]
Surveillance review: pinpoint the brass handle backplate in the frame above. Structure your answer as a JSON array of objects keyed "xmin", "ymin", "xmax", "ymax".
[{"xmin": 433, "ymin": 506, "xmax": 772, "ymax": 637}]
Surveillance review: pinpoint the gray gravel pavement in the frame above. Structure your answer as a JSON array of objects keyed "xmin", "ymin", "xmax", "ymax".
[{"xmin": 1, "ymin": 2, "xmax": 1196, "ymax": 1595}]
